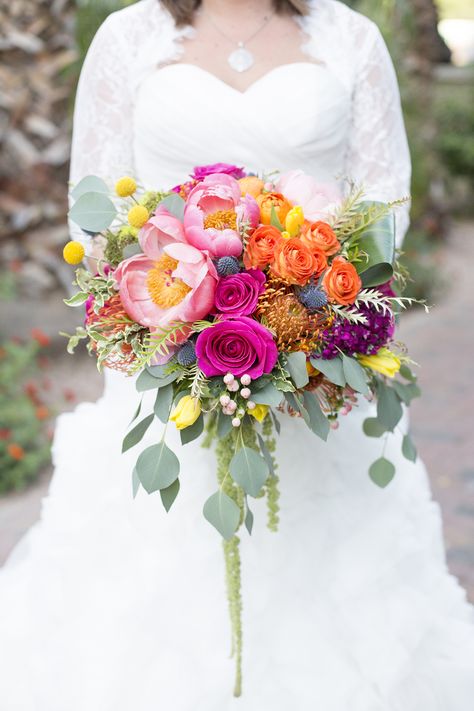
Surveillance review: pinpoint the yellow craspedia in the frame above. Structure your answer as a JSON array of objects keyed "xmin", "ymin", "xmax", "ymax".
[
  {"xmin": 128, "ymin": 204, "xmax": 149, "ymax": 229},
  {"xmin": 248, "ymin": 404, "xmax": 269, "ymax": 423},
  {"xmin": 115, "ymin": 176, "xmax": 137, "ymax": 197},
  {"xmin": 63, "ymin": 241, "xmax": 85, "ymax": 265}
]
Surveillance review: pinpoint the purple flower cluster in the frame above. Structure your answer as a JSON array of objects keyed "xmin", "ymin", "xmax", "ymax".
[{"xmin": 320, "ymin": 303, "xmax": 395, "ymax": 359}]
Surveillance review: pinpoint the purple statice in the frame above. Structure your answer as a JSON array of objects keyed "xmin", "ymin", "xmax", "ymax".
[{"xmin": 320, "ymin": 300, "xmax": 395, "ymax": 359}]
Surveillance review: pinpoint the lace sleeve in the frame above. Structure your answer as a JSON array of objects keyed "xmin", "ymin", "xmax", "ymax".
[
  {"xmin": 346, "ymin": 24, "xmax": 412, "ymax": 247},
  {"xmin": 68, "ymin": 13, "xmax": 135, "ymax": 244}
]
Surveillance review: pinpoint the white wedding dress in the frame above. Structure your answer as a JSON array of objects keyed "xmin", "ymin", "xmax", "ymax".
[{"xmin": 1, "ymin": 1, "xmax": 474, "ymax": 709}]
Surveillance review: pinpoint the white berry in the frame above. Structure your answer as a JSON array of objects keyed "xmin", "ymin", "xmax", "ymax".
[
  {"xmin": 223, "ymin": 373, "xmax": 234, "ymax": 385},
  {"xmin": 227, "ymin": 380, "xmax": 239, "ymax": 392},
  {"xmin": 241, "ymin": 374, "xmax": 251, "ymax": 386},
  {"xmin": 220, "ymin": 394, "xmax": 230, "ymax": 406},
  {"xmin": 241, "ymin": 387, "xmax": 251, "ymax": 399},
  {"xmin": 247, "ymin": 401, "xmax": 256, "ymax": 410},
  {"xmin": 232, "ymin": 417, "xmax": 241, "ymax": 427}
]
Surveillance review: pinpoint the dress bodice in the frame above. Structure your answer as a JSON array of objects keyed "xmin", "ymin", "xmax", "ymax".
[
  {"xmin": 69, "ymin": 0, "xmax": 412, "ymax": 244},
  {"xmin": 133, "ymin": 62, "xmax": 351, "ymax": 189}
]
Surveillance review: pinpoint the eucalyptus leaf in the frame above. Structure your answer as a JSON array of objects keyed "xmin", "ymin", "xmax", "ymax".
[
  {"xmin": 129, "ymin": 397, "xmax": 143, "ymax": 426},
  {"xmin": 136, "ymin": 440, "xmax": 180, "ymax": 493},
  {"xmin": 251, "ymin": 383, "xmax": 284, "ymax": 407},
  {"xmin": 145, "ymin": 366, "xmax": 179, "ymax": 388},
  {"xmin": 180, "ymin": 414, "xmax": 204, "ymax": 445},
  {"xmin": 122, "ymin": 243, "xmax": 142, "ymax": 259},
  {"xmin": 399, "ymin": 364, "xmax": 417, "ymax": 382},
  {"xmin": 270, "ymin": 411, "xmax": 281, "ymax": 435},
  {"xmin": 302, "ymin": 392, "xmax": 330, "ymax": 441},
  {"xmin": 203, "ymin": 491, "xmax": 240, "ymax": 540},
  {"xmin": 392, "ymin": 381, "xmax": 421, "ymax": 405},
  {"xmin": 229, "ymin": 446, "xmax": 269, "ymax": 497},
  {"xmin": 154, "ymin": 383, "xmax": 174, "ymax": 423},
  {"xmin": 362, "ymin": 417, "xmax": 387, "ymax": 438},
  {"xmin": 160, "ymin": 479, "xmax": 180, "ymax": 512},
  {"xmin": 158, "ymin": 193, "xmax": 186, "ymax": 221},
  {"xmin": 377, "ymin": 383, "xmax": 403, "ymax": 431},
  {"xmin": 369, "ymin": 457, "xmax": 396, "ymax": 488},
  {"xmin": 217, "ymin": 409, "xmax": 233, "ymax": 438},
  {"xmin": 122, "ymin": 413, "xmax": 154, "ymax": 453},
  {"xmin": 68, "ymin": 191, "xmax": 117, "ymax": 232},
  {"xmin": 132, "ymin": 467, "xmax": 140, "ymax": 498},
  {"xmin": 245, "ymin": 501, "xmax": 254, "ymax": 535},
  {"xmin": 257, "ymin": 433, "xmax": 275, "ymax": 476},
  {"xmin": 285, "ymin": 351, "xmax": 309, "ymax": 389},
  {"xmin": 136, "ymin": 370, "xmax": 162, "ymax": 392},
  {"xmin": 285, "ymin": 392, "xmax": 310, "ymax": 425},
  {"xmin": 310, "ymin": 355, "xmax": 346, "ymax": 387},
  {"xmin": 342, "ymin": 354, "xmax": 370, "ymax": 396},
  {"xmin": 402, "ymin": 434, "xmax": 417, "ymax": 462},
  {"xmin": 71, "ymin": 175, "xmax": 109, "ymax": 200}
]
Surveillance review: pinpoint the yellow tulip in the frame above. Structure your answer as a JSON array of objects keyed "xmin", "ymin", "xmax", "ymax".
[
  {"xmin": 248, "ymin": 404, "xmax": 269, "ymax": 422},
  {"xmin": 170, "ymin": 396, "xmax": 201, "ymax": 430},
  {"xmin": 285, "ymin": 206, "xmax": 305, "ymax": 237},
  {"xmin": 358, "ymin": 348, "xmax": 401, "ymax": 378}
]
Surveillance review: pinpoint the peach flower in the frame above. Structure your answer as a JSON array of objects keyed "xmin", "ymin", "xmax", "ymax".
[
  {"xmin": 301, "ymin": 221, "xmax": 341, "ymax": 256},
  {"xmin": 271, "ymin": 237, "xmax": 317, "ymax": 286},
  {"xmin": 256, "ymin": 192, "xmax": 292, "ymax": 226},
  {"xmin": 244, "ymin": 225, "xmax": 283, "ymax": 269}
]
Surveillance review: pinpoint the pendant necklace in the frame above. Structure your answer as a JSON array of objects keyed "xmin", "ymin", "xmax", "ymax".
[{"xmin": 203, "ymin": 9, "xmax": 275, "ymax": 73}]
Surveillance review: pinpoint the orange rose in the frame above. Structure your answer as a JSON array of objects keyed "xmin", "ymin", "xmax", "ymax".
[
  {"xmin": 301, "ymin": 221, "xmax": 341, "ymax": 256},
  {"xmin": 308, "ymin": 246, "xmax": 328, "ymax": 278},
  {"xmin": 239, "ymin": 176, "xmax": 265, "ymax": 199},
  {"xmin": 256, "ymin": 192, "xmax": 292, "ymax": 226},
  {"xmin": 271, "ymin": 237, "xmax": 317, "ymax": 286},
  {"xmin": 322, "ymin": 256, "xmax": 361, "ymax": 305},
  {"xmin": 244, "ymin": 225, "xmax": 283, "ymax": 269}
]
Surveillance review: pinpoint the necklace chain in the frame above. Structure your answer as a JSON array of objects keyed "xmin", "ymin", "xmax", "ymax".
[{"xmin": 202, "ymin": 8, "xmax": 275, "ymax": 49}]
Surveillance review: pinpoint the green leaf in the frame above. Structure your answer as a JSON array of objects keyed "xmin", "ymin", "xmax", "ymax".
[
  {"xmin": 122, "ymin": 414, "xmax": 154, "ymax": 453},
  {"xmin": 251, "ymin": 383, "xmax": 284, "ymax": 407},
  {"xmin": 302, "ymin": 392, "xmax": 330, "ymax": 441},
  {"xmin": 128, "ymin": 397, "xmax": 143, "ymax": 426},
  {"xmin": 362, "ymin": 417, "xmax": 387, "ymax": 438},
  {"xmin": 399, "ymin": 364, "xmax": 417, "ymax": 382},
  {"xmin": 68, "ymin": 191, "xmax": 117, "ymax": 232},
  {"xmin": 285, "ymin": 351, "xmax": 309, "ymax": 389},
  {"xmin": 270, "ymin": 205, "xmax": 284, "ymax": 231},
  {"xmin": 244, "ymin": 500, "xmax": 254, "ymax": 535},
  {"xmin": 271, "ymin": 410, "xmax": 281, "ymax": 435},
  {"xmin": 284, "ymin": 392, "xmax": 310, "ymax": 425},
  {"xmin": 122, "ymin": 243, "xmax": 142, "ymax": 259},
  {"xmin": 229, "ymin": 446, "xmax": 269, "ymax": 497},
  {"xmin": 257, "ymin": 433, "xmax": 275, "ymax": 476},
  {"xmin": 402, "ymin": 434, "xmax": 417, "ymax": 462},
  {"xmin": 392, "ymin": 381, "xmax": 421, "ymax": 405},
  {"xmin": 136, "ymin": 370, "xmax": 162, "ymax": 392},
  {"xmin": 132, "ymin": 467, "xmax": 140, "ymax": 498},
  {"xmin": 217, "ymin": 409, "xmax": 233, "ymax": 438},
  {"xmin": 160, "ymin": 479, "xmax": 180, "ymax": 512},
  {"xmin": 145, "ymin": 365, "xmax": 179, "ymax": 388},
  {"xmin": 360, "ymin": 262, "xmax": 394, "ymax": 288},
  {"xmin": 136, "ymin": 440, "xmax": 180, "ymax": 493},
  {"xmin": 369, "ymin": 457, "xmax": 396, "ymax": 487},
  {"xmin": 342, "ymin": 354, "xmax": 370, "ymax": 395},
  {"xmin": 71, "ymin": 175, "xmax": 109, "ymax": 200},
  {"xmin": 377, "ymin": 383, "xmax": 403, "ymax": 431},
  {"xmin": 63, "ymin": 291, "xmax": 89, "ymax": 307},
  {"xmin": 158, "ymin": 193, "xmax": 185, "ymax": 221},
  {"xmin": 154, "ymin": 383, "xmax": 174, "ymax": 423},
  {"xmin": 203, "ymin": 491, "xmax": 240, "ymax": 540},
  {"xmin": 354, "ymin": 206, "xmax": 395, "ymax": 274},
  {"xmin": 180, "ymin": 414, "xmax": 204, "ymax": 445},
  {"xmin": 310, "ymin": 355, "xmax": 346, "ymax": 387}
]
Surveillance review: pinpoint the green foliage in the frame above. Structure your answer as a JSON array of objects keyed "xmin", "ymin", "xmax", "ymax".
[
  {"xmin": 0, "ymin": 339, "xmax": 52, "ymax": 492},
  {"xmin": 104, "ymin": 226, "xmax": 138, "ymax": 267},
  {"xmin": 436, "ymin": 92, "xmax": 474, "ymax": 185}
]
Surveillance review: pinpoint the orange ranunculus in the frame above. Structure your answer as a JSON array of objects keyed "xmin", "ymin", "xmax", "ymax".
[
  {"xmin": 244, "ymin": 225, "xmax": 283, "ymax": 269},
  {"xmin": 271, "ymin": 237, "xmax": 317, "ymax": 286},
  {"xmin": 7, "ymin": 443, "xmax": 25, "ymax": 461},
  {"xmin": 308, "ymin": 246, "xmax": 328, "ymax": 278},
  {"xmin": 239, "ymin": 176, "xmax": 265, "ymax": 199},
  {"xmin": 301, "ymin": 221, "xmax": 341, "ymax": 256},
  {"xmin": 256, "ymin": 192, "xmax": 292, "ymax": 226},
  {"xmin": 322, "ymin": 256, "xmax": 362, "ymax": 305}
]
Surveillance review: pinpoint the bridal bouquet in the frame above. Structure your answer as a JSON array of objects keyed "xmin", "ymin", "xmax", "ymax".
[{"xmin": 64, "ymin": 163, "xmax": 422, "ymax": 695}]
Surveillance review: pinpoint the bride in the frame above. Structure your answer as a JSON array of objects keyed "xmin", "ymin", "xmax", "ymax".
[{"xmin": 1, "ymin": 0, "xmax": 473, "ymax": 709}]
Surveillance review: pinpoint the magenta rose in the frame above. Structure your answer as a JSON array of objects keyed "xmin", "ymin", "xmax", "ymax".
[
  {"xmin": 214, "ymin": 269, "xmax": 266, "ymax": 317},
  {"xmin": 196, "ymin": 317, "xmax": 278, "ymax": 378},
  {"xmin": 191, "ymin": 163, "xmax": 246, "ymax": 181}
]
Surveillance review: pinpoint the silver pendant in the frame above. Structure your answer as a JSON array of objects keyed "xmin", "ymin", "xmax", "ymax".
[{"xmin": 228, "ymin": 42, "xmax": 254, "ymax": 73}]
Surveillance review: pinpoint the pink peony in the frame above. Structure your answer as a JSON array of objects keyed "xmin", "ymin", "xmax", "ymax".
[
  {"xmin": 139, "ymin": 205, "xmax": 186, "ymax": 255},
  {"xmin": 183, "ymin": 174, "xmax": 243, "ymax": 258},
  {"xmin": 276, "ymin": 170, "xmax": 341, "ymax": 222},
  {"xmin": 236, "ymin": 194, "xmax": 260, "ymax": 231},
  {"xmin": 114, "ymin": 239, "xmax": 217, "ymax": 358}
]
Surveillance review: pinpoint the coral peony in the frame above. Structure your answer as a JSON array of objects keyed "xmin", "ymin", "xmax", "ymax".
[
  {"xmin": 276, "ymin": 170, "xmax": 341, "ymax": 222},
  {"xmin": 184, "ymin": 174, "xmax": 243, "ymax": 258}
]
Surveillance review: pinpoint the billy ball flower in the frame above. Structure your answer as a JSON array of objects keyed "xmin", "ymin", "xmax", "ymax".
[
  {"xmin": 63, "ymin": 241, "xmax": 85, "ymax": 265},
  {"xmin": 128, "ymin": 205, "xmax": 149, "ymax": 229},
  {"xmin": 115, "ymin": 176, "xmax": 137, "ymax": 198}
]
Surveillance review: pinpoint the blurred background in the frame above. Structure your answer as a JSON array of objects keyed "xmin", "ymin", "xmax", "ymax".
[{"xmin": 0, "ymin": 0, "xmax": 473, "ymax": 595}]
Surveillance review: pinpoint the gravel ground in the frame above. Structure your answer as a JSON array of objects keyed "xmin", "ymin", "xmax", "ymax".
[{"xmin": 1, "ymin": 220, "xmax": 473, "ymax": 600}]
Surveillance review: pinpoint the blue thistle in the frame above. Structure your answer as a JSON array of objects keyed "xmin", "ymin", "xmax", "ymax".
[
  {"xmin": 297, "ymin": 285, "xmax": 328, "ymax": 311},
  {"xmin": 177, "ymin": 340, "xmax": 197, "ymax": 367},
  {"xmin": 216, "ymin": 256, "xmax": 240, "ymax": 277}
]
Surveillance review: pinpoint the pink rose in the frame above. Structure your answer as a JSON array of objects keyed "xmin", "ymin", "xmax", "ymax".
[{"xmin": 276, "ymin": 170, "xmax": 341, "ymax": 221}]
